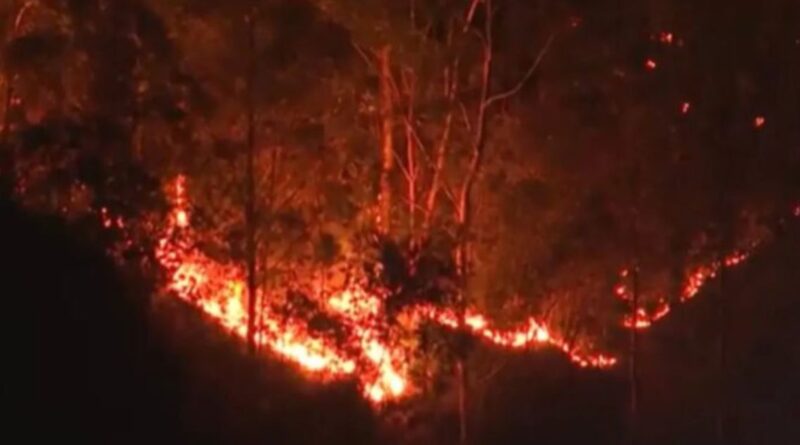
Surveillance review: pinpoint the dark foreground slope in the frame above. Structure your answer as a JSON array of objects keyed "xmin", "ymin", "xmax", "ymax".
[
  {"xmin": 638, "ymin": 223, "xmax": 800, "ymax": 445},
  {"xmin": 3, "ymin": 199, "xmax": 376, "ymax": 445}
]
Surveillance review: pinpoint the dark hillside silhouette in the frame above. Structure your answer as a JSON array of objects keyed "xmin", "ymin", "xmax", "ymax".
[{"xmin": 4, "ymin": 197, "xmax": 376, "ymax": 445}]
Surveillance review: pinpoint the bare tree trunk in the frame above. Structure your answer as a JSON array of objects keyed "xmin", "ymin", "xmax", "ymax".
[
  {"xmin": 629, "ymin": 264, "xmax": 640, "ymax": 445},
  {"xmin": 257, "ymin": 146, "xmax": 279, "ymax": 342},
  {"xmin": 453, "ymin": 5, "xmax": 495, "ymax": 444},
  {"xmin": 716, "ymin": 255, "xmax": 728, "ymax": 445},
  {"xmin": 456, "ymin": 0, "xmax": 493, "ymax": 274},
  {"xmin": 423, "ymin": 62, "xmax": 458, "ymax": 234},
  {"xmin": 404, "ymin": 72, "xmax": 417, "ymax": 237},
  {"xmin": 377, "ymin": 45, "xmax": 394, "ymax": 235},
  {"xmin": 244, "ymin": 12, "xmax": 258, "ymax": 354},
  {"xmin": 457, "ymin": 359, "xmax": 468, "ymax": 445}
]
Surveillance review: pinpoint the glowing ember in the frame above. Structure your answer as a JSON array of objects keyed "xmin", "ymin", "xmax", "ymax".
[
  {"xmin": 681, "ymin": 101, "xmax": 691, "ymax": 114},
  {"xmin": 617, "ymin": 250, "xmax": 753, "ymax": 331},
  {"xmin": 754, "ymin": 116, "xmax": 765, "ymax": 128},
  {"xmin": 659, "ymin": 32, "xmax": 674, "ymax": 44},
  {"xmin": 155, "ymin": 177, "xmax": 617, "ymax": 404},
  {"xmin": 645, "ymin": 59, "xmax": 657, "ymax": 70},
  {"xmin": 99, "ymin": 207, "xmax": 124, "ymax": 229}
]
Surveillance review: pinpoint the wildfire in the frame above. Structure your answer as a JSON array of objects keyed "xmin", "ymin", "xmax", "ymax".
[
  {"xmin": 620, "ymin": 204, "xmax": 800, "ymax": 330},
  {"xmin": 155, "ymin": 177, "xmax": 616, "ymax": 404},
  {"xmin": 615, "ymin": 250, "xmax": 751, "ymax": 331},
  {"xmin": 154, "ymin": 177, "xmax": 795, "ymax": 402}
]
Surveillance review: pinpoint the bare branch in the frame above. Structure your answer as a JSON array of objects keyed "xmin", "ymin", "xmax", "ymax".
[
  {"xmin": 484, "ymin": 34, "xmax": 555, "ymax": 109},
  {"xmin": 404, "ymin": 116, "xmax": 432, "ymax": 163},
  {"xmin": 351, "ymin": 42, "xmax": 375, "ymax": 71},
  {"xmin": 441, "ymin": 180, "xmax": 458, "ymax": 209},
  {"xmin": 14, "ymin": 1, "xmax": 38, "ymax": 32},
  {"xmin": 478, "ymin": 360, "xmax": 508, "ymax": 384},
  {"xmin": 393, "ymin": 150, "xmax": 413, "ymax": 180},
  {"xmin": 458, "ymin": 101, "xmax": 472, "ymax": 132},
  {"xmin": 463, "ymin": 0, "xmax": 482, "ymax": 33}
]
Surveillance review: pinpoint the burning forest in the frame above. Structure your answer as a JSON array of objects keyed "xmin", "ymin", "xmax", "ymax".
[{"xmin": 6, "ymin": 0, "xmax": 800, "ymax": 444}]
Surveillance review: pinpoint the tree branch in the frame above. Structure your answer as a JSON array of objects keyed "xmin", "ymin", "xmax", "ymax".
[
  {"xmin": 458, "ymin": 101, "xmax": 472, "ymax": 132},
  {"xmin": 14, "ymin": 1, "xmax": 38, "ymax": 31},
  {"xmin": 484, "ymin": 34, "xmax": 555, "ymax": 109},
  {"xmin": 351, "ymin": 42, "xmax": 375, "ymax": 71},
  {"xmin": 393, "ymin": 150, "xmax": 413, "ymax": 180}
]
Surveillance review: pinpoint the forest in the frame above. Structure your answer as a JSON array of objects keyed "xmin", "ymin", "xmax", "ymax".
[{"xmin": 4, "ymin": 0, "xmax": 800, "ymax": 444}]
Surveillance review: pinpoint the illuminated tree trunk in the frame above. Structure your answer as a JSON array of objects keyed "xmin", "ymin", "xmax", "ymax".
[
  {"xmin": 404, "ymin": 72, "xmax": 417, "ymax": 237},
  {"xmin": 423, "ymin": 107, "xmax": 452, "ymax": 232},
  {"xmin": 376, "ymin": 45, "xmax": 394, "ymax": 235},
  {"xmin": 453, "ymin": 4, "xmax": 494, "ymax": 444},
  {"xmin": 244, "ymin": 12, "xmax": 259, "ymax": 354},
  {"xmin": 422, "ymin": 61, "xmax": 458, "ymax": 235}
]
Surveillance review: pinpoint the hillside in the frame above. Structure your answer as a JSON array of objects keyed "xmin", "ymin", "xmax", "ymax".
[
  {"xmin": 7, "ymin": 197, "xmax": 799, "ymax": 445},
  {"xmin": 638, "ymin": 222, "xmax": 800, "ymax": 444}
]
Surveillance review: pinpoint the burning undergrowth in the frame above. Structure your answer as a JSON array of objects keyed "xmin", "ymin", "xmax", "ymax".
[
  {"xmin": 155, "ymin": 176, "xmax": 617, "ymax": 404},
  {"xmin": 154, "ymin": 176, "xmax": 796, "ymax": 405}
]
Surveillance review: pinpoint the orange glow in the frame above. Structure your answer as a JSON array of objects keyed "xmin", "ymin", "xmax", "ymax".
[
  {"xmin": 155, "ymin": 177, "xmax": 795, "ymax": 404},
  {"xmin": 156, "ymin": 177, "xmax": 617, "ymax": 404},
  {"xmin": 659, "ymin": 32, "xmax": 674, "ymax": 44},
  {"xmin": 645, "ymin": 59, "xmax": 657, "ymax": 70},
  {"xmin": 754, "ymin": 116, "xmax": 765, "ymax": 128},
  {"xmin": 99, "ymin": 207, "xmax": 125, "ymax": 229},
  {"xmin": 618, "ymin": 250, "xmax": 753, "ymax": 331}
]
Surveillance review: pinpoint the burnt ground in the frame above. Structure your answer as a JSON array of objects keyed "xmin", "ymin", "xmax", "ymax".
[{"xmin": 5, "ymin": 197, "xmax": 799, "ymax": 445}]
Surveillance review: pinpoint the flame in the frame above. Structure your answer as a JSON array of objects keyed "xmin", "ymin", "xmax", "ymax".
[
  {"xmin": 155, "ymin": 177, "xmax": 795, "ymax": 402},
  {"xmin": 155, "ymin": 177, "xmax": 616, "ymax": 404},
  {"xmin": 615, "ymin": 250, "xmax": 752, "ymax": 331}
]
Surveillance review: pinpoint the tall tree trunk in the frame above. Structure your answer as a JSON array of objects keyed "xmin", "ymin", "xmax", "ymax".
[
  {"xmin": 456, "ymin": 359, "xmax": 468, "ymax": 445},
  {"xmin": 257, "ymin": 146, "xmax": 279, "ymax": 341},
  {"xmin": 376, "ymin": 45, "xmax": 394, "ymax": 235},
  {"xmin": 629, "ymin": 264, "xmax": 640, "ymax": 445},
  {"xmin": 244, "ymin": 12, "xmax": 258, "ymax": 354},
  {"xmin": 716, "ymin": 252, "xmax": 728, "ymax": 445},
  {"xmin": 454, "ymin": 4, "xmax": 494, "ymax": 444},
  {"xmin": 404, "ymin": 75, "xmax": 416, "ymax": 237},
  {"xmin": 423, "ymin": 62, "xmax": 458, "ymax": 234}
]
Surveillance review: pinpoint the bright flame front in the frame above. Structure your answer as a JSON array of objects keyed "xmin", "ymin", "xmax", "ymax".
[{"xmin": 155, "ymin": 177, "xmax": 617, "ymax": 403}]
